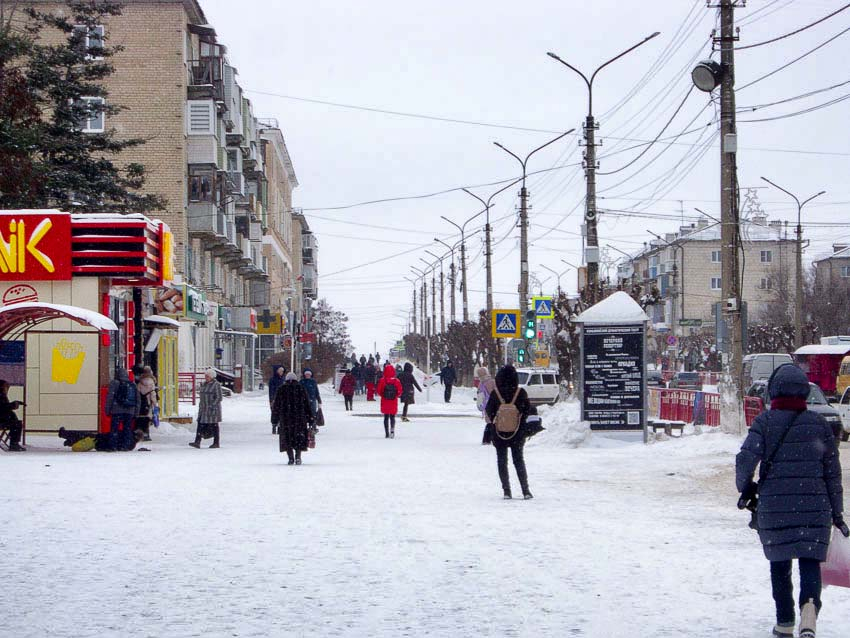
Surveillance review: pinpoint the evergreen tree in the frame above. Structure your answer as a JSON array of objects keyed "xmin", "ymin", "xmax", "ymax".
[{"xmin": 0, "ymin": 0, "xmax": 164, "ymax": 212}]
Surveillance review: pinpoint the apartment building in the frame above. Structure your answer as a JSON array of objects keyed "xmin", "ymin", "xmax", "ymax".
[
  {"xmin": 616, "ymin": 215, "xmax": 796, "ymax": 336},
  {"xmin": 20, "ymin": 0, "xmax": 316, "ymax": 386},
  {"xmin": 813, "ymin": 244, "xmax": 850, "ymax": 289}
]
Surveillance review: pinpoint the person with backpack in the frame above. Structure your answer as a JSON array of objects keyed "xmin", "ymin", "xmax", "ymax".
[
  {"xmin": 189, "ymin": 369, "xmax": 223, "ymax": 449},
  {"xmin": 484, "ymin": 365, "xmax": 534, "ymax": 499},
  {"xmin": 736, "ymin": 364, "xmax": 846, "ymax": 638},
  {"xmin": 438, "ymin": 360, "xmax": 457, "ymax": 403},
  {"xmin": 105, "ymin": 368, "xmax": 140, "ymax": 451},
  {"xmin": 134, "ymin": 365, "xmax": 158, "ymax": 441},
  {"xmin": 376, "ymin": 364, "xmax": 403, "ymax": 438},
  {"xmin": 364, "ymin": 359, "xmax": 378, "ymax": 401},
  {"xmin": 397, "ymin": 362, "xmax": 422, "ymax": 422},
  {"xmin": 476, "ymin": 366, "xmax": 496, "ymax": 445},
  {"xmin": 271, "ymin": 372, "xmax": 314, "ymax": 465},
  {"xmin": 338, "ymin": 369, "xmax": 356, "ymax": 411}
]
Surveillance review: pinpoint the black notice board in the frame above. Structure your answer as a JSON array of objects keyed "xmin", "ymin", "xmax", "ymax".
[{"xmin": 581, "ymin": 324, "xmax": 645, "ymax": 430}]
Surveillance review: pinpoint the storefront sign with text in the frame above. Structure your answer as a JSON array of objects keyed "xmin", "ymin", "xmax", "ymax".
[{"xmin": 0, "ymin": 212, "xmax": 72, "ymax": 280}]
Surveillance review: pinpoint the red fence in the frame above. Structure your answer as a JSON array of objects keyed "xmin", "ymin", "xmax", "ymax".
[
  {"xmin": 649, "ymin": 387, "xmax": 763, "ymax": 427},
  {"xmin": 660, "ymin": 371, "xmax": 721, "ymax": 386},
  {"xmin": 744, "ymin": 396, "xmax": 764, "ymax": 427},
  {"xmin": 178, "ymin": 372, "xmax": 205, "ymax": 405}
]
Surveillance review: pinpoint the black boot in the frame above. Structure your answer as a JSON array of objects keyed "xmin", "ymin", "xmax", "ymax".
[
  {"xmin": 287, "ymin": 450, "xmax": 295, "ymax": 465},
  {"xmin": 272, "ymin": 424, "xmax": 278, "ymax": 434},
  {"xmin": 189, "ymin": 435, "xmax": 201, "ymax": 449},
  {"xmin": 503, "ymin": 488, "xmax": 512, "ymax": 499},
  {"xmin": 209, "ymin": 425, "xmax": 220, "ymax": 448}
]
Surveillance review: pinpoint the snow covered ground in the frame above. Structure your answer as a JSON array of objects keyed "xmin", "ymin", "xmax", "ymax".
[{"xmin": 3, "ymin": 386, "xmax": 849, "ymax": 638}]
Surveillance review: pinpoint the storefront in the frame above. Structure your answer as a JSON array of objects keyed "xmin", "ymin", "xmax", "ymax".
[{"xmin": 0, "ymin": 210, "xmax": 172, "ymax": 434}]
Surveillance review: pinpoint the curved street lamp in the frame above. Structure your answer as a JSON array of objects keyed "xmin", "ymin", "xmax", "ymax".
[{"xmin": 441, "ymin": 208, "xmax": 486, "ymax": 322}]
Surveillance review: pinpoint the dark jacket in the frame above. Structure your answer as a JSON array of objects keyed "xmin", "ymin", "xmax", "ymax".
[
  {"xmin": 268, "ymin": 367, "xmax": 286, "ymax": 402},
  {"xmin": 197, "ymin": 378, "xmax": 223, "ymax": 424},
  {"xmin": 351, "ymin": 363, "xmax": 363, "ymax": 381},
  {"xmin": 439, "ymin": 364, "xmax": 457, "ymax": 386},
  {"xmin": 271, "ymin": 380, "xmax": 313, "ymax": 452},
  {"xmin": 339, "ymin": 373, "xmax": 356, "ymax": 396},
  {"xmin": 0, "ymin": 393, "xmax": 21, "ymax": 424},
  {"xmin": 105, "ymin": 369, "xmax": 141, "ymax": 417},
  {"xmin": 398, "ymin": 362, "xmax": 422, "ymax": 404},
  {"xmin": 364, "ymin": 363, "xmax": 378, "ymax": 385},
  {"xmin": 300, "ymin": 370, "xmax": 321, "ymax": 403},
  {"xmin": 484, "ymin": 365, "xmax": 532, "ymax": 448},
  {"xmin": 736, "ymin": 364, "xmax": 844, "ymax": 561}
]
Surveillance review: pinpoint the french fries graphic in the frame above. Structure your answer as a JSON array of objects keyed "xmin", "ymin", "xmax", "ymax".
[{"xmin": 51, "ymin": 339, "xmax": 86, "ymax": 385}]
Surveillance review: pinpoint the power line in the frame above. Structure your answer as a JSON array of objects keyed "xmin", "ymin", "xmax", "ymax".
[
  {"xmin": 738, "ymin": 92, "xmax": 850, "ymax": 123},
  {"xmin": 737, "ymin": 78, "xmax": 850, "ymax": 111},
  {"xmin": 736, "ymin": 2, "xmax": 850, "ymax": 50}
]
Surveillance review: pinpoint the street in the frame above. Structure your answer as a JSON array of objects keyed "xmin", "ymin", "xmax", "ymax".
[{"xmin": 3, "ymin": 386, "xmax": 849, "ymax": 638}]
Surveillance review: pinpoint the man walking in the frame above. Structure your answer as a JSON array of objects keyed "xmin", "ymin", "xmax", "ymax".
[{"xmin": 439, "ymin": 360, "xmax": 457, "ymax": 403}]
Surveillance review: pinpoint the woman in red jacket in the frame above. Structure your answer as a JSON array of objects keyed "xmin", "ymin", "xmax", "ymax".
[
  {"xmin": 376, "ymin": 365, "xmax": 403, "ymax": 438},
  {"xmin": 338, "ymin": 369, "xmax": 356, "ymax": 411}
]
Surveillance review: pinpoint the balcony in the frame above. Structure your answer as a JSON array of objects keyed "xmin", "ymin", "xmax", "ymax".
[
  {"xmin": 187, "ymin": 58, "xmax": 224, "ymax": 102},
  {"xmin": 226, "ymin": 172, "xmax": 245, "ymax": 195},
  {"xmin": 188, "ymin": 202, "xmax": 226, "ymax": 246}
]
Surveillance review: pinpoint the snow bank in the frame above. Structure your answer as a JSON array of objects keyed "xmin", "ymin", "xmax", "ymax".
[{"xmin": 533, "ymin": 400, "xmax": 593, "ymax": 448}]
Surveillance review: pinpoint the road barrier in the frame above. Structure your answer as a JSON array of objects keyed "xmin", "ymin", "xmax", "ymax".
[{"xmin": 649, "ymin": 387, "xmax": 758, "ymax": 427}]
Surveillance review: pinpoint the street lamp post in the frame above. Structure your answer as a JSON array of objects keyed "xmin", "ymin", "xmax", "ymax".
[
  {"xmin": 427, "ymin": 249, "xmax": 448, "ymax": 334},
  {"xmin": 403, "ymin": 275, "xmax": 417, "ymax": 334},
  {"xmin": 411, "ymin": 266, "xmax": 427, "ymax": 340},
  {"xmin": 761, "ymin": 177, "xmax": 826, "ymax": 349},
  {"xmin": 435, "ymin": 237, "xmax": 460, "ymax": 324},
  {"xmin": 419, "ymin": 257, "xmax": 437, "ymax": 338},
  {"xmin": 493, "ymin": 131, "xmax": 574, "ymax": 311},
  {"xmin": 462, "ymin": 176, "xmax": 525, "ymax": 314},
  {"xmin": 441, "ymin": 209, "xmax": 487, "ymax": 322},
  {"xmin": 541, "ymin": 264, "xmax": 569, "ymax": 297},
  {"xmin": 547, "ymin": 33, "xmax": 660, "ymax": 305}
]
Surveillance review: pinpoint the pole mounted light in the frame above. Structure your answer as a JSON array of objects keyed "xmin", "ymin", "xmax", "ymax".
[{"xmin": 691, "ymin": 59, "xmax": 724, "ymax": 92}]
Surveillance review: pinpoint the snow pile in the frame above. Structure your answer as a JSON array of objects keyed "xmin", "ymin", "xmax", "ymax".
[{"xmin": 533, "ymin": 400, "xmax": 592, "ymax": 448}]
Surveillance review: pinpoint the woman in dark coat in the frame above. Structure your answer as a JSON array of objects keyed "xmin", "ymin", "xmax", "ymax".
[
  {"xmin": 190, "ymin": 369, "xmax": 222, "ymax": 449},
  {"xmin": 397, "ymin": 362, "xmax": 422, "ymax": 422},
  {"xmin": 268, "ymin": 366, "xmax": 286, "ymax": 433},
  {"xmin": 736, "ymin": 364, "xmax": 847, "ymax": 638},
  {"xmin": 484, "ymin": 365, "xmax": 533, "ymax": 500},
  {"xmin": 271, "ymin": 372, "xmax": 314, "ymax": 465}
]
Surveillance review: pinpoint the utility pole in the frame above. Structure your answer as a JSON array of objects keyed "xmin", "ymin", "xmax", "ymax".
[
  {"xmin": 442, "ymin": 214, "xmax": 486, "ymax": 323},
  {"xmin": 493, "ymin": 133, "xmax": 572, "ymax": 310},
  {"xmin": 435, "ymin": 238, "xmax": 458, "ymax": 324},
  {"xmin": 427, "ymin": 249, "xmax": 446, "ymax": 333},
  {"xmin": 761, "ymin": 177, "xmax": 825, "ymax": 349},
  {"xmin": 548, "ymin": 35, "xmax": 659, "ymax": 305}
]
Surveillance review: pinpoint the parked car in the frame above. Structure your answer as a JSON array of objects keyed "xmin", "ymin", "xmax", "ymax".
[
  {"xmin": 746, "ymin": 380, "xmax": 844, "ymax": 445},
  {"xmin": 646, "ymin": 369, "xmax": 665, "ymax": 388},
  {"xmin": 832, "ymin": 386, "xmax": 850, "ymax": 443},
  {"xmin": 669, "ymin": 371, "xmax": 702, "ymax": 390},
  {"xmin": 515, "ymin": 368, "xmax": 561, "ymax": 406},
  {"xmin": 742, "ymin": 353, "xmax": 793, "ymax": 389}
]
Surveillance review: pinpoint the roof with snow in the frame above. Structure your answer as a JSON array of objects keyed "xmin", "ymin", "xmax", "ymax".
[
  {"xmin": 794, "ymin": 344, "xmax": 850, "ymax": 356},
  {"xmin": 574, "ymin": 291, "xmax": 650, "ymax": 324}
]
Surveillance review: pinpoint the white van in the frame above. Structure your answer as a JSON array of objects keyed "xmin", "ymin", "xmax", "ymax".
[
  {"xmin": 742, "ymin": 353, "xmax": 793, "ymax": 389},
  {"xmin": 515, "ymin": 368, "xmax": 561, "ymax": 406}
]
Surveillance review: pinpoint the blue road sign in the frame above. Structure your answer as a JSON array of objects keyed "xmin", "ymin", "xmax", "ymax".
[
  {"xmin": 491, "ymin": 310, "xmax": 521, "ymax": 338},
  {"xmin": 533, "ymin": 296, "xmax": 554, "ymax": 319}
]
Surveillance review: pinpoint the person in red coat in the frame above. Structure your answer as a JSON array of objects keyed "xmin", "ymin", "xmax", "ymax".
[
  {"xmin": 376, "ymin": 365, "xmax": 403, "ymax": 438},
  {"xmin": 338, "ymin": 369, "xmax": 356, "ymax": 411}
]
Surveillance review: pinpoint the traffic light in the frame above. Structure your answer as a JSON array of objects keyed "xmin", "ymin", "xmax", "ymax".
[
  {"xmin": 524, "ymin": 309, "xmax": 536, "ymax": 340},
  {"xmin": 517, "ymin": 347, "xmax": 526, "ymax": 364}
]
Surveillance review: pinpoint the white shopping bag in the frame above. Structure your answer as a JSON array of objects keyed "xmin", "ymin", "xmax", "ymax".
[{"xmin": 822, "ymin": 531, "xmax": 850, "ymax": 588}]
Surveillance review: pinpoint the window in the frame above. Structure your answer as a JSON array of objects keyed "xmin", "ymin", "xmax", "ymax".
[
  {"xmin": 710, "ymin": 277, "xmax": 721, "ymax": 290},
  {"xmin": 76, "ymin": 97, "xmax": 105, "ymax": 132},
  {"xmin": 188, "ymin": 173, "xmax": 215, "ymax": 202},
  {"xmin": 759, "ymin": 277, "xmax": 772, "ymax": 290},
  {"xmin": 187, "ymin": 100, "xmax": 214, "ymax": 135},
  {"xmin": 73, "ymin": 25, "xmax": 104, "ymax": 59},
  {"xmin": 527, "ymin": 374, "xmax": 541, "ymax": 386},
  {"xmin": 711, "ymin": 250, "xmax": 721, "ymax": 263},
  {"xmin": 226, "ymin": 149, "xmax": 239, "ymax": 173},
  {"xmin": 541, "ymin": 374, "xmax": 556, "ymax": 385},
  {"xmin": 760, "ymin": 250, "xmax": 773, "ymax": 263},
  {"xmin": 841, "ymin": 265, "xmax": 850, "ymax": 278}
]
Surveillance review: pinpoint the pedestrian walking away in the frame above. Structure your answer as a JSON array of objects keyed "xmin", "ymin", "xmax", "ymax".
[
  {"xmin": 300, "ymin": 368, "xmax": 322, "ymax": 419},
  {"xmin": 376, "ymin": 364, "xmax": 403, "ymax": 438},
  {"xmin": 364, "ymin": 359, "xmax": 378, "ymax": 401},
  {"xmin": 351, "ymin": 362, "xmax": 364, "ymax": 396},
  {"xmin": 484, "ymin": 365, "xmax": 534, "ymax": 500},
  {"xmin": 105, "ymin": 368, "xmax": 140, "ymax": 451},
  {"xmin": 0, "ymin": 379, "xmax": 26, "ymax": 451},
  {"xmin": 736, "ymin": 364, "xmax": 846, "ymax": 638},
  {"xmin": 190, "ymin": 369, "xmax": 223, "ymax": 449},
  {"xmin": 271, "ymin": 372, "xmax": 314, "ymax": 464},
  {"xmin": 268, "ymin": 365, "xmax": 287, "ymax": 433},
  {"xmin": 339, "ymin": 369, "xmax": 356, "ymax": 411},
  {"xmin": 476, "ymin": 366, "xmax": 496, "ymax": 445},
  {"xmin": 398, "ymin": 362, "xmax": 422, "ymax": 422},
  {"xmin": 134, "ymin": 364, "xmax": 158, "ymax": 441},
  {"xmin": 439, "ymin": 360, "xmax": 457, "ymax": 403}
]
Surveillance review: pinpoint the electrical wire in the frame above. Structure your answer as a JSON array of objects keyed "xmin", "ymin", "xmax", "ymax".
[
  {"xmin": 738, "ymin": 92, "xmax": 850, "ymax": 123},
  {"xmin": 737, "ymin": 79, "xmax": 850, "ymax": 111},
  {"xmin": 738, "ymin": 0, "xmax": 791, "ymax": 27},
  {"xmin": 736, "ymin": 3, "xmax": 850, "ymax": 50}
]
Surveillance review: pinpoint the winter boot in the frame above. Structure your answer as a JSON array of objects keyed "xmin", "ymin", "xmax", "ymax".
[
  {"xmin": 287, "ymin": 450, "xmax": 295, "ymax": 465},
  {"xmin": 523, "ymin": 491, "xmax": 534, "ymax": 500},
  {"xmin": 272, "ymin": 424, "xmax": 278, "ymax": 434},
  {"xmin": 390, "ymin": 427, "xmax": 395, "ymax": 439},
  {"xmin": 503, "ymin": 488, "xmax": 512, "ymax": 499},
  {"xmin": 800, "ymin": 599, "xmax": 817, "ymax": 638},
  {"xmin": 209, "ymin": 425, "xmax": 220, "ymax": 448},
  {"xmin": 401, "ymin": 416, "xmax": 410, "ymax": 422},
  {"xmin": 384, "ymin": 423, "xmax": 390, "ymax": 438},
  {"xmin": 295, "ymin": 453, "xmax": 302, "ymax": 465},
  {"xmin": 189, "ymin": 437, "xmax": 201, "ymax": 449},
  {"xmin": 772, "ymin": 622, "xmax": 794, "ymax": 637}
]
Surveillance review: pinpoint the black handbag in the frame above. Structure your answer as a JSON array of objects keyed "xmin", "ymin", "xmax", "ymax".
[{"xmin": 316, "ymin": 407, "xmax": 325, "ymax": 427}]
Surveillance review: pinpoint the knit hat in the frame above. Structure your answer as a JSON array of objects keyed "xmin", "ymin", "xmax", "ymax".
[{"xmin": 285, "ymin": 372, "xmax": 298, "ymax": 381}]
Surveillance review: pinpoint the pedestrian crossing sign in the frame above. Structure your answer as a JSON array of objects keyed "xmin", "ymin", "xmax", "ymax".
[
  {"xmin": 491, "ymin": 309, "xmax": 521, "ymax": 338},
  {"xmin": 533, "ymin": 296, "xmax": 554, "ymax": 319}
]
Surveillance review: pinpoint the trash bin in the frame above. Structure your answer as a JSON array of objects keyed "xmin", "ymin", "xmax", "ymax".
[{"xmin": 234, "ymin": 364, "xmax": 244, "ymax": 393}]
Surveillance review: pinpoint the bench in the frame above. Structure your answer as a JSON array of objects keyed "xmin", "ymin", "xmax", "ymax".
[
  {"xmin": 649, "ymin": 420, "xmax": 686, "ymax": 437},
  {"xmin": 0, "ymin": 424, "xmax": 10, "ymax": 450}
]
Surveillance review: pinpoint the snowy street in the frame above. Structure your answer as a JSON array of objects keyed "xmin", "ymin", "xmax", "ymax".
[{"xmin": 3, "ymin": 386, "xmax": 849, "ymax": 638}]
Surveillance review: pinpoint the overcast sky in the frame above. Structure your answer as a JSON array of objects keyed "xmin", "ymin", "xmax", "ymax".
[{"xmin": 200, "ymin": 0, "xmax": 850, "ymax": 355}]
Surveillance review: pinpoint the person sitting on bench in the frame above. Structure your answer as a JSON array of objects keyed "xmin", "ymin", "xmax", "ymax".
[{"xmin": 0, "ymin": 379, "xmax": 25, "ymax": 452}]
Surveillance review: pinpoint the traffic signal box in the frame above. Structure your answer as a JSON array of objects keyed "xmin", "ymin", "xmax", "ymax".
[{"xmin": 518, "ymin": 309, "xmax": 536, "ymax": 364}]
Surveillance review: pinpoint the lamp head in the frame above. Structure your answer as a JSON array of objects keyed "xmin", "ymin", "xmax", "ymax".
[{"xmin": 691, "ymin": 59, "xmax": 723, "ymax": 92}]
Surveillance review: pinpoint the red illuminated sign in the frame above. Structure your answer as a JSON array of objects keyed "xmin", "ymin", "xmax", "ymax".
[{"xmin": 0, "ymin": 212, "xmax": 72, "ymax": 280}]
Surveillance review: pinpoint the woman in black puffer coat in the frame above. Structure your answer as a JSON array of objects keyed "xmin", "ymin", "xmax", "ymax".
[
  {"xmin": 736, "ymin": 364, "xmax": 847, "ymax": 638},
  {"xmin": 485, "ymin": 365, "xmax": 534, "ymax": 500},
  {"xmin": 397, "ymin": 362, "xmax": 422, "ymax": 422}
]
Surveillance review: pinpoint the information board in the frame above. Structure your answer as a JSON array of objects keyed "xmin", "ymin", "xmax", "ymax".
[{"xmin": 581, "ymin": 324, "xmax": 645, "ymax": 430}]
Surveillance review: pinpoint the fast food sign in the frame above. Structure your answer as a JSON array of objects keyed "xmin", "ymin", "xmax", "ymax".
[{"xmin": 0, "ymin": 212, "xmax": 72, "ymax": 280}]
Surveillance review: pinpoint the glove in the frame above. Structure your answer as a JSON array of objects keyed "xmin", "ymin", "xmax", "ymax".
[
  {"xmin": 738, "ymin": 481, "xmax": 758, "ymax": 511},
  {"xmin": 835, "ymin": 517, "xmax": 850, "ymax": 538}
]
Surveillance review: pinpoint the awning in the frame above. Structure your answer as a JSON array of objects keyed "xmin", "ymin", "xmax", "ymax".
[
  {"xmin": 144, "ymin": 314, "xmax": 181, "ymax": 329},
  {"xmin": 0, "ymin": 302, "xmax": 117, "ymax": 341}
]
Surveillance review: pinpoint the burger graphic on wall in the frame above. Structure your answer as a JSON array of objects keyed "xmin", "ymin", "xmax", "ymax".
[{"xmin": 2, "ymin": 284, "xmax": 39, "ymax": 306}]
